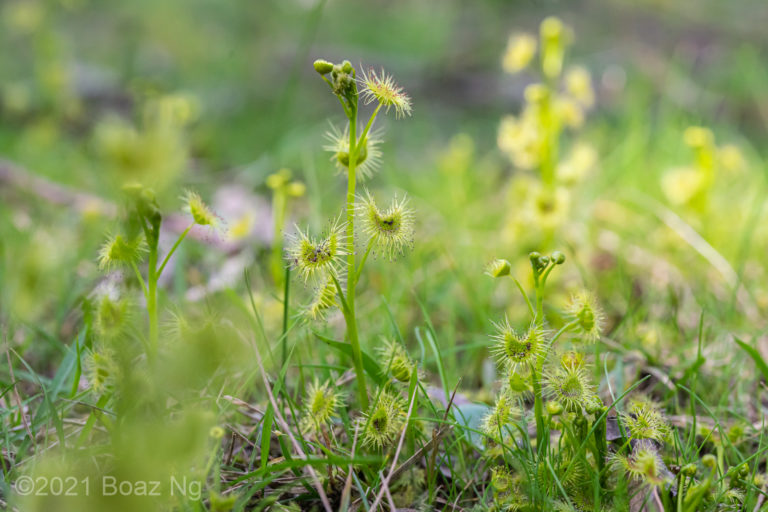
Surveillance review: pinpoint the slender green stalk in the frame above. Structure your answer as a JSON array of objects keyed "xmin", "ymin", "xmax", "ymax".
[
  {"xmin": 330, "ymin": 274, "xmax": 365, "ymax": 401},
  {"xmin": 344, "ymin": 101, "xmax": 369, "ymax": 410},
  {"xmin": 270, "ymin": 190, "xmax": 287, "ymax": 287},
  {"xmin": 530, "ymin": 261, "xmax": 555, "ymax": 454},
  {"xmin": 538, "ymin": 319, "xmax": 579, "ymax": 374},
  {"xmin": 157, "ymin": 223, "xmax": 194, "ymax": 277},
  {"xmin": 282, "ymin": 266, "xmax": 290, "ymax": 366},
  {"xmin": 147, "ymin": 242, "xmax": 159, "ymax": 361},
  {"xmin": 358, "ymin": 103, "xmax": 382, "ymax": 145},
  {"xmin": 532, "ymin": 274, "xmax": 545, "ymax": 452},
  {"xmin": 75, "ymin": 392, "xmax": 112, "ymax": 447},
  {"xmin": 676, "ymin": 474, "xmax": 686, "ymax": 512},
  {"xmin": 539, "ymin": 71, "xmax": 560, "ymax": 190},
  {"xmin": 511, "ymin": 276, "xmax": 535, "ymax": 317},
  {"xmin": 130, "ymin": 261, "xmax": 148, "ymax": 298},
  {"xmin": 531, "ymin": 361, "xmax": 545, "ymax": 453},
  {"xmin": 354, "ymin": 239, "xmax": 375, "ymax": 284},
  {"xmin": 330, "ymin": 273, "xmax": 350, "ymax": 315}
]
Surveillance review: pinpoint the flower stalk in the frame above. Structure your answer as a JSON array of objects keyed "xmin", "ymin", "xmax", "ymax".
[
  {"xmin": 345, "ymin": 97, "xmax": 369, "ymax": 409},
  {"xmin": 98, "ymin": 186, "xmax": 217, "ymax": 364},
  {"xmin": 308, "ymin": 58, "xmax": 413, "ymax": 410}
]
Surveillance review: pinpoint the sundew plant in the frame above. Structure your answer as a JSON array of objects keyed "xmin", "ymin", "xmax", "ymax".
[
  {"xmin": 481, "ymin": 252, "xmax": 766, "ymax": 510},
  {"xmin": 2, "ymin": 4, "xmax": 768, "ymax": 512},
  {"xmin": 286, "ymin": 58, "xmax": 414, "ymax": 409},
  {"xmin": 498, "ymin": 17, "xmax": 598, "ymax": 251}
]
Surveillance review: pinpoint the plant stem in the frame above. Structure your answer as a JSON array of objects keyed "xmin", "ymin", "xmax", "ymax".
[
  {"xmin": 532, "ymin": 266, "xmax": 547, "ymax": 455},
  {"xmin": 539, "ymin": 319, "xmax": 579, "ymax": 374},
  {"xmin": 345, "ymin": 102, "xmax": 369, "ymax": 410},
  {"xmin": 358, "ymin": 103, "xmax": 382, "ymax": 145},
  {"xmin": 157, "ymin": 223, "xmax": 194, "ymax": 278},
  {"xmin": 282, "ymin": 266, "xmax": 290, "ymax": 367},
  {"xmin": 130, "ymin": 261, "xmax": 148, "ymax": 299},
  {"xmin": 532, "ymin": 363, "xmax": 545, "ymax": 454},
  {"xmin": 511, "ymin": 276, "xmax": 535, "ymax": 317},
  {"xmin": 676, "ymin": 474, "xmax": 686, "ymax": 512},
  {"xmin": 354, "ymin": 238, "xmax": 375, "ymax": 284},
  {"xmin": 147, "ymin": 242, "xmax": 159, "ymax": 362},
  {"xmin": 270, "ymin": 190, "xmax": 287, "ymax": 287},
  {"xmin": 539, "ymin": 78, "xmax": 560, "ymax": 189}
]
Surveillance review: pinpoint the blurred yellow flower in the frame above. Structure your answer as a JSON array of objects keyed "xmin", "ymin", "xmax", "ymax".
[
  {"xmin": 564, "ymin": 66, "xmax": 595, "ymax": 108},
  {"xmin": 228, "ymin": 213, "xmax": 255, "ymax": 241},
  {"xmin": 146, "ymin": 93, "xmax": 199, "ymax": 128},
  {"xmin": 540, "ymin": 17, "xmax": 571, "ymax": 79},
  {"xmin": 683, "ymin": 126, "xmax": 713, "ymax": 149},
  {"xmin": 502, "ymin": 33, "xmax": 537, "ymax": 73},
  {"xmin": 557, "ymin": 142, "xmax": 597, "ymax": 185},
  {"xmin": 556, "ymin": 95, "xmax": 584, "ymax": 128},
  {"xmin": 528, "ymin": 185, "xmax": 571, "ymax": 230},
  {"xmin": 497, "ymin": 112, "xmax": 542, "ymax": 169},
  {"xmin": 717, "ymin": 144, "xmax": 745, "ymax": 173},
  {"xmin": 661, "ymin": 166, "xmax": 705, "ymax": 205}
]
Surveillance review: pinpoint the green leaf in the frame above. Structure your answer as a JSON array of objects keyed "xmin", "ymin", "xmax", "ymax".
[
  {"xmin": 735, "ymin": 337, "xmax": 768, "ymax": 382},
  {"xmin": 260, "ymin": 404, "xmax": 274, "ymax": 471},
  {"xmin": 416, "ymin": 326, "xmax": 449, "ymax": 405},
  {"xmin": 313, "ymin": 331, "xmax": 385, "ymax": 385}
]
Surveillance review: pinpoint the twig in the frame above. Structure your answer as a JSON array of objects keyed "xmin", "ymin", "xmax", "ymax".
[
  {"xmin": 379, "ymin": 470, "xmax": 397, "ymax": 511},
  {"xmin": 225, "ymin": 431, "xmax": 236, "ymax": 466}
]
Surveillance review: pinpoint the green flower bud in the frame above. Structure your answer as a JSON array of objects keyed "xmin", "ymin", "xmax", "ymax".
[
  {"xmin": 546, "ymin": 401, "xmax": 563, "ymax": 416},
  {"xmin": 266, "ymin": 168, "xmax": 290, "ymax": 189},
  {"xmin": 584, "ymin": 397, "xmax": 602, "ymax": 415},
  {"xmin": 286, "ymin": 181, "xmax": 306, "ymax": 197},
  {"xmin": 507, "ymin": 371, "xmax": 531, "ymax": 393},
  {"xmin": 551, "ymin": 251, "xmax": 566, "ymax": 264},
  {"xmin": 209, "ymin": 426, "xmax": 225, "ymax": 439},
  {"xmin": 486, "ymin": 259, "xmax": 512, "ymax": 278},
  {"xmin": 341, "ymin": 60, "xmax": 353, "ymax": 74},
  {"xmin": 681, "ymin": 463, "xmax": 697, "ymax": 477},
  {"xmin": 313, "ymin": 59, "xmax": 334, "ymax": 75},
  {"xmin": 390, "ymin": 356, "xmax": 413, "ymax": 383},
  {"xmin": 330, "ymin": 64, "xmax": 355, "ymax": 96},
  {"xmin": 702, "ymin": 454, "xmax": 716, "ymax": 469},
  {"xmin": 738, "ymin": 463, "xmax": 749, "ymax": 477},
  {"xmin": 727, "ymin": 422, "xmax": 746, "ymax": 444},
  {"xmin": 491, "ymin": 466, "xmax": 513, "ymax": 492},
  {"xmin": 560, "ymin": 350, "xmax": 585, "ymax": 369},
  {"xmin": 378, "ymin": 340, "xmax": 416, "ymax": 383}
]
